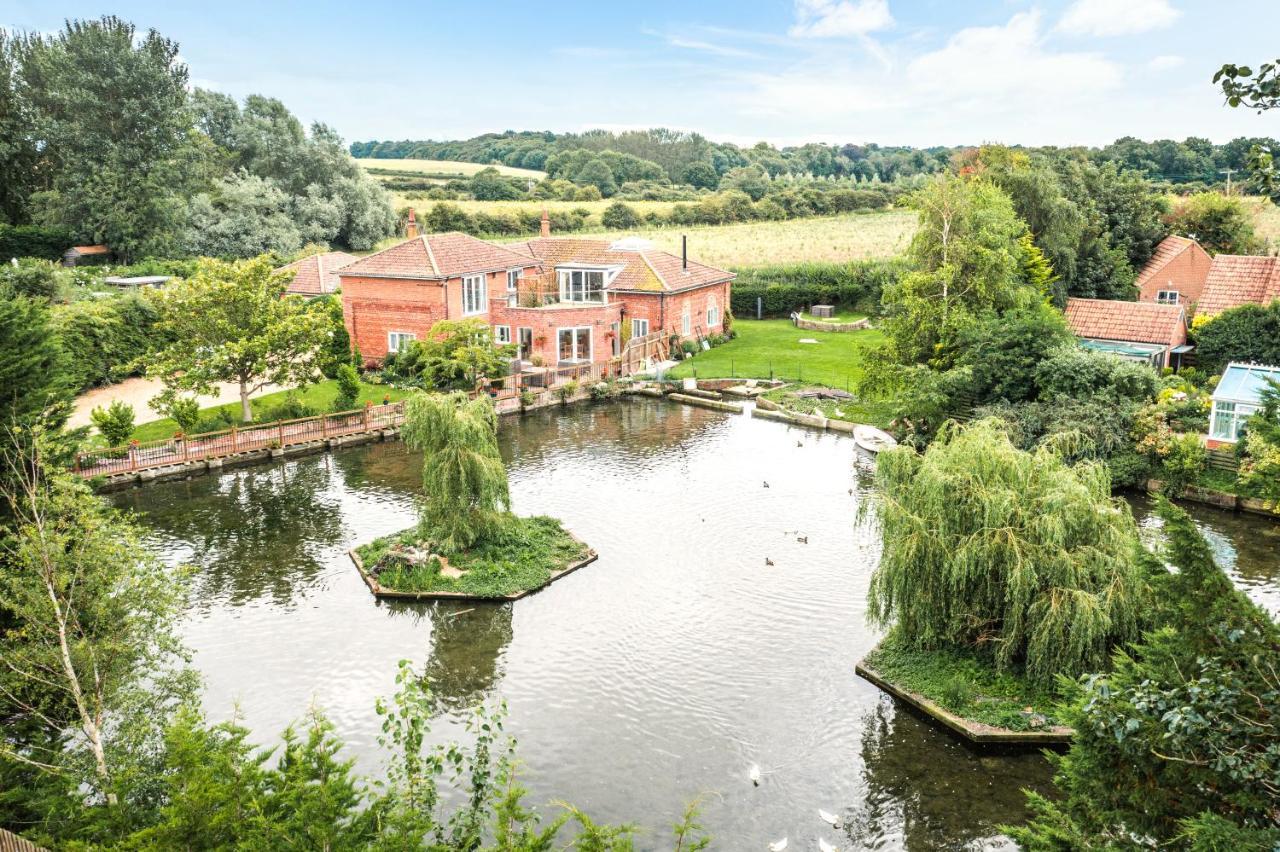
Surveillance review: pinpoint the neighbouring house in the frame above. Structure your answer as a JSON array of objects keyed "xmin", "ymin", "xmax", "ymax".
[
  {"xmin": 338, "ymin": 213, "xmax": 733, "ymax": 378},
  {"xmin": 62, "ymin": 244, "xmax": 113, "ymax": 266},
  {"xmin": 1195, "ymin": 254, "xmax": 1280, "ymax": 317},
  {"xmin": 1207, "ymin": 362, "xmax": 1280, "ymax": 448},
  {"xmin": 1064, "ymin": 297, "xmax": 1189, "ymax": 369},
  {"xmin": 1136, "ymin": 235, "xmax": 1280, "ymax": 317},
  {"xmin": 1134, "ymin": 235, "xmax": 1213, "ymax": 307},
  {"xmin": 276, "ymin": 250, "xmax": 358, "ymax": 296}
]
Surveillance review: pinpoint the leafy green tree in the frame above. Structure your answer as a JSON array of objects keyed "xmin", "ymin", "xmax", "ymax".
[
  {"xmin": 865, "ymin": 418, "xmax": 1151, "ymax": 682},
  {"xmin": 0, "ymin": 261, "xmax": 59, "ymax": 300},
  {"xmin": 148, "ymin": 391, "xmax": 201, "ymax": 435},
  {"xmin": 184, "ymin": 172, "xmax": 303, "ymax": 258},
  {"xmin": 600, "ymin": 200, "xmax": 641, "ymax": 229},
  {"xmin": 19, "ymin": 17, "xmax": 197, "ymax": 261},
  {"xmin": 0, "ymin": 446, "xmax": 195, "ymax": 834},
  {"xmin": 951, "ymin": 302, "xmax": 1072, "ymax": 403},
  {"xmin": 400, "ymin": 392, "xmax": 509, "ymax": 554},
  {"xmin": 721, "ymin": 164, "xmax": 771, "ymax": 201},
  {"xmin": 89, "ymin": 400, "xmax": 135, "ymax": 447},
  {"xmin": 395, "ymin": 318, "xmax": 514, "ymax": 392},
  {"xmin": 1193, "ymin": 301, "xmax": 1280, "ymax": 373},
  {"xmin": 1168, "ymin": 191, "xmax": 1262, "ymax": 254},
  {"xmin": 470, "ymin": 167, "xmax": 522, "ymax": 201},
  {"xmin": 333, "ymin": 363, "xmax": 360, "ymax": 411},
  {"xmin": 876, "ymin": 176, "xmax": 1031, "ymax": 368},
  {"xmin": 1215, "ymin": 59, "xmax": 1280, "ymax": 201},
  {"xmin": 0, "ymin": 32, "xmax": 37, "ymax": 225},
  {"xmin": 1009, "ymin": 500, "xmax": 1280, "ymax": 850},
  {"xmin": 0, "ymin": 293, "xmax": 73, "ymax": 496},
  {"xmin": 680, "ymin": 161, "xmax": 720, "ymax": 190},
  {"xmin": 575, "ymin": 158, "xmax": 617, "ymax": 197},
  {"xmin": 148, "ymin": 256, "xmax": 333, "ymax": 422},
  {"xmin": 1033, "ymin": 344, "xmax": 1159, "ymax": 403}
]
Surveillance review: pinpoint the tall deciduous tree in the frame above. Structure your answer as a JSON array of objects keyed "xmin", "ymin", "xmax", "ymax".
[
  {"xmin": 0, "ymin": 32, "xmax": 37, "ymax": 225},
  {"xmin": 400, "ymin": 392, "xmax": 509, "ymax": 554},
  {"xmin": 864, "ymin": 419, "xmax": 1151, "ymax": 681},
  {"xmin": 1168, "ymin": 191, "xmax": 1263, "ymax": 255},
  {"xmin": 148, "ymin": 256, "xmax": 332, "ymax": 422},
  {"xmin": 19, "ymin": 17, "xmax": 196, "ymax": 261}
]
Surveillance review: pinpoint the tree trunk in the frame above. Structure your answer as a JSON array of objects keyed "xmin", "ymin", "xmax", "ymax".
[{"xmin": 239, "ymin": 380, "xmax": 253, "ymax": 423}]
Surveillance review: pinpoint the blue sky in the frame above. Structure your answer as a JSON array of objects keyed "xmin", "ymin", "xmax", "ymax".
[{"xmin": 4, "ymin": 0, "xmax": 1277, "ymax": 148}]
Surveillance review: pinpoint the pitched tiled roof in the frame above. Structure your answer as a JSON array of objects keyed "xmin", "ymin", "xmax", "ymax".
[
  {"xmin": 338, "ymin": 233, "xmax": 536, "ymax": 280},
  {"xmin": 1065, "ymin": 298, "xmax": 1185, "ymax": 345},
  {"xmin": 515, "ymin": 238, "xmax": 733, "ymax": 293},
  {"xmin": 277, "ymin": 251, "xmax": 357, "ymax": 295},
  {"xmin": 1134, "ymin": 235, "xmax": 1197, "ymax": 289},
  {"xmin": 1197, "ymin": 254, "xmax": 1280, "ymax": 316}
]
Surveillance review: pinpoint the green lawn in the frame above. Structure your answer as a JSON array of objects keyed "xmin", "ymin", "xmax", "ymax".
[
  {"xmin": 129, "ymin": 380, "xmax": 411, "ymax": 443},
  {"xmin": 668, "ymin": 318, "xmax": 884, "ymax": 391},
  {"xmin": 761, "ymin": 384, "xmax": 897, "ymax": 430}
]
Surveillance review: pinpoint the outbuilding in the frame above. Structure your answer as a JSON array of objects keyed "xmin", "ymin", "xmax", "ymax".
[{"xmin": 1207, "ymin": 362, "xmax": 1280, "ymax": 447}]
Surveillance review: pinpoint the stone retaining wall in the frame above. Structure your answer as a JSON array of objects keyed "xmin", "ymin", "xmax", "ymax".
[{"xmin": 795, "ymin": 317, "xmax": 870, "ymax": 333}]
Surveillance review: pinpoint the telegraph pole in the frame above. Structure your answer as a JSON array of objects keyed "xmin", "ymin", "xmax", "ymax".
[{"xmin": 1220, "ymin": 167, "xmax": 1236, "ymax": 195}]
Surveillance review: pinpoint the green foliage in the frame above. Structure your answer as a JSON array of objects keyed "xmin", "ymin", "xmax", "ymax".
[
  {"xmin": 878, "ymin": 176, "xmax": 1032, "ymax": 368},
  {"xmin": 334, "ymin": 363, "xmax": 361, "ymax": 411},
  {"xmin": 1009, "ymin": 500, "xmax": 1280, "ymax": 850},
  {"xmin": 148, "ymin": 392, "xmax": 201, "ymax": 435},
  {"xmin": 50, "ymin": 292, "xmax": 160, "ymax": 391},
  {"xmin": 388, "ymin": 319, "xmax": 514, "ymax": 391},
  {"xmin": 600, "ymin": 200, "xmax": 640, "ymax": 229},
  {"xmin": 865, "ymin": 419, "xmax": 1151, "ymax": 682},
  {"xmin": 951, "ymin": 303, "xmax": 1073, "ymax": 403},
  {"xmin": 148, "ymin": 256, "xmax": 333, "ymax": 422},
  {"xmin": 728, "ymin": 259, "xmax": 904, "ymax": 317},
  {"xmin": 555, "ymin": 380, "xmax": 579, "ymax": 405},
  {"xmin": 400, "ymin": 392, "xmax": 509, "ymax": 554},
  {"xmin": 469, "ymin": 166, "xmax": 524, "ymax": 201},
  {"xmin": 0, "ymin": 260, "xmax": 58, "ymax": 299},
  {"xmin": 0, "ymin": 225, "xmax": 73, "ymax": 261},
  {"xmin": 89, "ymin": 399, "xmax": 135, "ymax": 446},
  {"xmin": 0, "ymin": 293, "xmax": 72, "ymax": 435},
  {"xmin": 310, "ymin": 294, "xmax": 352, "ymax": 378},
  {"xmin": 1167, "ymin": 191, "xmax": 1262, "ymax": 254},
  {"xmin": 680, "ymin": 161, "xmax": 720, "ymax": 190},
  {"xmin": 183, "ymin": 171, "xmax": 305, "ymax": 258},
  {"xmin": 1193, "ymin": 301, "xmax": 1280, "ymax": 374},
  {"xmin": 1033, "ymin": 345, "xmax": 1158, "ymax": 403}
]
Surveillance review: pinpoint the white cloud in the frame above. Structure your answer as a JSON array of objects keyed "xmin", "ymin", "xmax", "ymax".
[
  {"xmin": 1058, "ymin": 0, "xmax": 1181, "ymax": 37},
  {"xmin": 907, "ymin": 11, "xmax": 1121, "ymax": 101},
  {"xmin": 788, "ymin": 0, "xmax": 893, "ymax": 38},
  {"xmin": 1147, "ymin": 54, "xmax": 1184, "ymax": 71},
  {"xmin": 662, "ymin": 34, "xmax": 762, "ymax": 59}
]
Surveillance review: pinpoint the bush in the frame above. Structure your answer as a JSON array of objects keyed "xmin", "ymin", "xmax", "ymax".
[
  {"xmin": 150, "ymin": 392, "xmax": 201, "ymax": 435},
  {"xmin": 1193, "ymin": 301, "xmax": 1280, "ymax": 374},
  {"xmin": 600, "ymin": 201, "xmax": 640, "ymax": 229},
  {"xmin": 1034, "ymin": 345, "xmax": 1158, "ymax": 403},
  {"xmin": 0, "ymin": 260, "xmax": 60, "ymax": 300},
  {"xmin": 555, "ymin": 380, "xmax": 578, "ymax": 404},
  {"xmin": 90, "ymin": 400, "xmax": 136, "ymax": 446},
  {"xmin": 259, "ymin": 391, "xmax": 315, "ymax": 422},
  {"xmin": 729, "ymin": 259, "xmax": 904, "ymax": 317},
  {"xmin": 51, "ymin": 293, "xmax": 160, "ymax": 391},
  {"xmin": 334, "ymin": 363, "xmax": 361, "ymax": 411},
  {"xmin": 0, "ymin": 224, "xmax": 74, "ymax": 261}
]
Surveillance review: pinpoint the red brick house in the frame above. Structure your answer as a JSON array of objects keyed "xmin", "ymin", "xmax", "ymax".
[
  {"xmin": 1196, "ymin": 254, "xmax": 1280, "ymax": 317},
  {"xmin": 1134, "ymin": 235, "xmax": 1213, "ymax": 308},
  {"xmin": 338, "ymin": 216, "xmax": 733, "ymax": 374},
  {"xmin": 1064, "ymin": 297, "xmax": 1188, "ymax": 368},
  {"xmin": 277, "ymin": 250, "xmax": 358, "ymax": 296}
]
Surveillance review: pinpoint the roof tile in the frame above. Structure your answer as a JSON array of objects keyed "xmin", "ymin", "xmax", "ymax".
[
  {"xmin": 1065, "ymin": 297, "xmax": 1185, "ymax": 346},
  {"xmin": 1197, "ymin": 255, "xmax": 1280, "ymax": 316},
  {"xmin": 277, "ymin": 251, "xmax": 358, "ymax": 295}
]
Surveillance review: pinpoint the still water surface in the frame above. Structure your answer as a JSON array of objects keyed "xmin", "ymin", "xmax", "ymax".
[{"xmin": 112, "ymin": 400, "xmax": 1280, "ymax": 850}]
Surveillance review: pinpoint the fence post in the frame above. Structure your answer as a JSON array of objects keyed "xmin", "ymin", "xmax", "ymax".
[
  {"xmin": 277, "ymin": 419, "xmax": 284, "ymax": 446},
  {"xmin": 183, "ymin": 436, "xmax": 189, "ymax": 462},
  {"xmin": 365, "ymin": 401, "xmax": 372, "ymax": 430},
  {"xmin": 231, "ymin": 424, "xmax": 238, "ymax": 451}
]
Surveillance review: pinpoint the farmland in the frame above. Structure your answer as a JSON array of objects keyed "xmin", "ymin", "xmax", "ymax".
[{"xmin": 356, "ymin": 157, "xmax": 545, "ymax": 179}]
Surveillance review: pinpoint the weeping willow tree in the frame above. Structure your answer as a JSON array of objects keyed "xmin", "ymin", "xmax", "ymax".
[
  {"xmin": 400, "ymin": 391, "xmax": 509, "ymax": 553},
  {"xmin": 866, "ymin": 418, "xmax": 1151, "ymax": 682}
]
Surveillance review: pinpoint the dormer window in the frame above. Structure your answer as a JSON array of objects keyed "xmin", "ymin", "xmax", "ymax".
[
  {"xmin": 1156, "ymin": 290, "xmax": 1179, "ymax": 305},
  {"xmin": 558, "ymin": 269, "xmax": 607, "ymax": 303}
]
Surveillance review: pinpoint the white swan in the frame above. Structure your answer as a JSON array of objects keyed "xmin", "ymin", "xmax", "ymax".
[
  {"xmin": 768, "ymin": 838, "xmax": 788, "ymax": 851},
  {"xmin": 818, "ymin": 809, "xmax": 840, "ymax": 827},
  {"xmin": 749, "ymin": 764, "xmax": 762, "ymax": 785},
  {"xmin": 818, "ymin": 839, "xmax": 837, "ymax": 852}
]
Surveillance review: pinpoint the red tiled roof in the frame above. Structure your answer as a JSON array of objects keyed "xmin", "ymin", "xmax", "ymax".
[
  {"xmin": 514, "ymin": 237, "xmax": 733, "ymax": 293},
  {"xmin": 338, "ymin": 233, "xmax": 536, "ymax": 280},
  {"xmin": 1197, "ymin": 254, "xmax": 1280, "ymax": 316},
  {"xmin": 1134, "ymin": 235, "xmax": 1196, "ymax": 289},
  {"xmin": 277, "ymin": 251, "xmax": 357, "ymax": 295},
  {"xmin": 68, "ymin": 245, "xmax": 111, "ymax": 255},
  {"xmin": 1065, "ymin": 298, "xmax": 1185, "ymax": 346}
]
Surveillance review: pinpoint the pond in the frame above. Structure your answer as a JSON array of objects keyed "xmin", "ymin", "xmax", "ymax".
[{"xmin": 111, "ymin": 400, "xmax": 1280, "ymax": 850}]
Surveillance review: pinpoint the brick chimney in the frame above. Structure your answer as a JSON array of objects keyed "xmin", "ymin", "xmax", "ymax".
[
  {"xmin": 540, "ymin": 207, "xmax": 550, "ymax": 238},
  {"xmin": 406, "ymin": 208, "xmax": 419, "ymax": 239}
]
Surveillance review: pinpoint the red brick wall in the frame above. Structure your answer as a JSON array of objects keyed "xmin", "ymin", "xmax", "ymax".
[
  {"xmin": 490, "ymin": 302, "xmax": 623, "ymax": 365},
  {"xmin": 621, "ymin": 282, "xmax": 731, "ymax": 343},
  {"xmin": 1138, "ymin": 243, "xmax": 1212, "ymax": 309},
  {"xmin": 341, "ymin": 275, "xmax": 448, "ymax": 363}
]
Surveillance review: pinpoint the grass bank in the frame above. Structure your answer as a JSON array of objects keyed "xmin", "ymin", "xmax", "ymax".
[
  {"xmin": 863, "ymin": 631, "xmax": 1063, "ymax": 732},
  {"xmin": 668, "ymin": 318, "xmax": 885, "ymax": 391},
  {"xmin": 356, "ymin": 515, "xmax": 588, "ymax": 598},
  {"xmin": 760, "ymin": 384, "xmax": 896, "ymax": 430},
  {"xmin": 128, "ymin": 380, "xmax": 411, "ymax": 444}
]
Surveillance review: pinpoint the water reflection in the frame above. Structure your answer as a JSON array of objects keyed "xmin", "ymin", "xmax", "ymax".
[{"xmin": 111, "ymin": 400, "xmax": 1278, "ymax": 848}]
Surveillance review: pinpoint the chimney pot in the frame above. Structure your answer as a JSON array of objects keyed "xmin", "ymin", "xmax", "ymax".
[
  {"xmin": 406, "ymin": 208, "xmax": 419, "ymax": 239},
  {"xmin": 540, "ymin": 208, "xmax": 551, "ymax": 239}
]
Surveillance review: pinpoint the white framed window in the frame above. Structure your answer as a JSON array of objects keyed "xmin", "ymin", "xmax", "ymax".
[
  {"xmin": 506, "ymin": 269, "xmax": 521, "ymax": 292},
  {"xmin": 681, "ymin": 306, "xmax": 692, "ymax": 336},
  {"xmin": 707, "ymin": 297, "xmax": 719, "ymax": 328},
  {"xmin": 1156, "ymin": 290, "xmax": 1179, "ymax": 305},
  {"xmin": 493, "ymin": 325, "xmax": 511, "ymax": 345},
  {"xmin": 557, "ymin": 326, "xmax": 592, "ymax": 362},
  {"xmin": 557, "ymin": 269, "xmax": 606, "ymax": 303},
  {"xmin": 462, "ymin": 274, "xmax": 487, "ymax": 315},
  {"xmin": 631, "ymin": 318, "xmax": 649, "ymax": 338},
  {"xmin": 1210, "ymin": 401, "xmax": 1258, "ymax": 442},
  {"xmin": 387, "ymin": 331, "xmax": 416, "ymax": 353}
]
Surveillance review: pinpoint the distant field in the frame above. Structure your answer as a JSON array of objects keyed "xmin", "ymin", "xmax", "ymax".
[
  {"xmin": 1243, "ymin": 196, "xmax": 1280, "ymax": 249},
  {"xmin": 356, "ymin": 158, "xmax": 545, "ymax": 180}
]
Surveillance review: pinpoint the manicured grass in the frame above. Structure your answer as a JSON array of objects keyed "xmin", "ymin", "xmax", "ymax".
[
  {"xmin": 668, "ymin": 318, "xmax": 885, "ymax": 391},
  {"xmin": 864, "ymin": 630, "xmax": 1065, "ymax": 732},
  {"xmin": 129, "ymin": 380, "xmax": 411, "ymax": 444},
  {"xmin": 356, "ymin": 515, "xmax": 589, "ymax": 598},
  {"xmin": 761, "ymin": 384, "xmax": 897, "ymax": 429}
]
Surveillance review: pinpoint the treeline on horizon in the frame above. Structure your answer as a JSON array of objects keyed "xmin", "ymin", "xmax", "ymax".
[{"xmin": 351, "ymin": 128, "xmax": 1280, "ymax": 192}]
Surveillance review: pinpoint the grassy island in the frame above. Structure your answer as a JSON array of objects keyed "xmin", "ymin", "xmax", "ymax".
[
  {"xmin": 355, "ymin": 515, "xmax": 591, "ymax": 599},
  {"xmin": 352, "ymin": 389, "xmax": 595, "ymax": 600}
]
